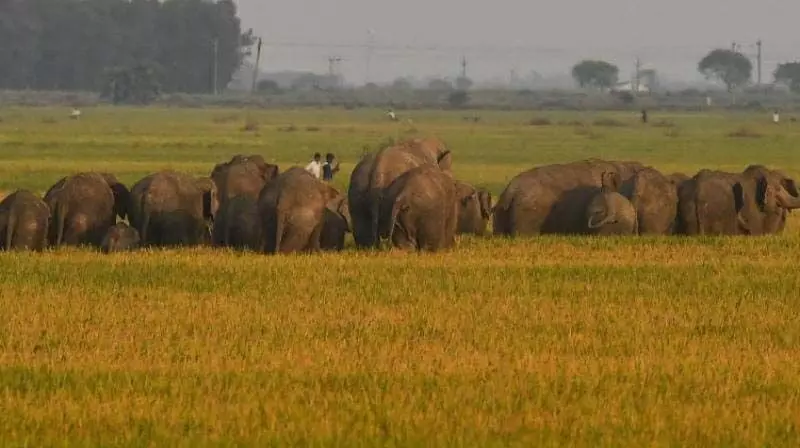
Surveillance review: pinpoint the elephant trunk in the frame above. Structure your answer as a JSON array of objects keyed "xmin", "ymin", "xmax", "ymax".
[
  {"xmin": 587, "ymin": 209, "xmax": 617, "ymax": 230},
  {"xmin": 776, "ymin": 188, "xmax": 800, "ymax": 209}
]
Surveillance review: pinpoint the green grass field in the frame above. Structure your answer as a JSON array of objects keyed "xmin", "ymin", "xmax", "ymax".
[{"xmin": 2, "ymin": 107, "xmax": 800, "ymax": 446}]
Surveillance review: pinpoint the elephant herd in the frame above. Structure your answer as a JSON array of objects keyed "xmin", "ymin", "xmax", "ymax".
[
  {"xmin": 0, "ymin": 137, "xmax": 797, "ymax": 255},
  {"xmin": 492, "ymin": 159, "xmax": 800, "ymax": 238}
]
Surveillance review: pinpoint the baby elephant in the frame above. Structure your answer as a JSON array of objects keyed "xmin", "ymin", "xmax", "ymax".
[
  {"xmin": 101, "ymin": 222, "xmax": 141, "ymax": 253},
  {"xmin": 320, "ymin": 197, "xmax": 352, "ymax": 251},
  {"xmin": 586, "ymin": 171, "xmax": 638, "ymax": 235}
]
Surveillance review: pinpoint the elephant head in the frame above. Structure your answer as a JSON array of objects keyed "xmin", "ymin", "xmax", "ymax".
[
  {"xmin": 195, "ymin": 177, "xmax": 219, "ymax": 221},
  {"xmin": 587, "ymin": 171, "xmax": 623, "ymax": 229},
  {"xmin": 99, "ymin": 173, "xmax": 131, "ymax": 221},
  {"xmin": 407, "ymin": 137, "xmax": 451, "ymax": 171},
  {"xmin": 477, "ymin": 190, "xmax": 493, "ymax": 220},
  {"xmin": 243, "ymin": 154, "xmax": 280, "ymax": 182},
  {"xmin": 327, "ymin": 196, "xmax": 352, "ymax": 233},
  {"xmin": 735, "ymin": 167, "xmax": 800, "ymax": 234}
]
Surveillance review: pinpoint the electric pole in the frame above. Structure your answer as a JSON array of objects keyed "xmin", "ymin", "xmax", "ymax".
[
  {"xmin": 634, "ymin": 57, "xmax": 642, "ymax": 93},
  {"xmin": 251, "ymin": 37, "xmax": 263, "ymax": 93},
  {"xmin": 328, "ymin": 56, "xmax": 342, "ymax": 88},
  {"xmin": 756, "ymin": 39, "xmax": 762, "ymax": 85},
  {"xmin": 461, "ymin": 55, "xmax": 467, "ymax": 79}
]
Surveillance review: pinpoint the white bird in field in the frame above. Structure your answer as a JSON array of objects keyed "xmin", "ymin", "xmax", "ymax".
[{"xmin": 70, "ymin": 108, "xmax": 81, "ymax": 120}]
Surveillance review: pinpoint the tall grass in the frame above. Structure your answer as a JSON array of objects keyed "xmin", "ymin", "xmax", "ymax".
[{"xmin": 1, "ymin": 108, "xmax": 800, "ymax": 445}]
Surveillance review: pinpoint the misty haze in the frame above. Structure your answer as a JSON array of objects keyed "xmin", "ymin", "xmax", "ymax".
[{"xmin": 237, "ymin": 0, "xmax": 800, "ymax": 87}]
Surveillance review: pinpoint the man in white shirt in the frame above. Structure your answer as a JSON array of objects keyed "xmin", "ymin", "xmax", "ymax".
[{"xmin": 305, "ymin": 152, "xmax": 322, "ymax": 179}]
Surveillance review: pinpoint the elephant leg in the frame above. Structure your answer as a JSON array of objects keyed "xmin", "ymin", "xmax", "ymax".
[
  {"xmin": 392, "ymin": 213, "xmax": 416, "ymax": 251},
  {"xmin": 306, "ymin": 221, "xmax": 324, "ymax": 253},
  {"xmin": 278, "ymin": 225, "xmax": 305, "ymax": 254}
]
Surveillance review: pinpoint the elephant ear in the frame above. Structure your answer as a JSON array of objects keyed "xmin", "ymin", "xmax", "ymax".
[
  {"xmin": 752, "ymin": 175, "xmax": 771, "ymax": 211},
  {"xmin": 336, "ymin": 198, "xmax": 352, "ymax": 233},
  {"xmin": 781, "ymin": 176, "xmax": 799, "ymax": 197},
  {"xmin": 195, "ymin": 177, "xmax": 219, "ymax": 220},
  {"xmin": 98, "ymin": 173, "xmax": 131, "ymax": 220}
]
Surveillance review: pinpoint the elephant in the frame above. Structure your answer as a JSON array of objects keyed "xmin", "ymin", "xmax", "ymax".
[
  {"xmin": 586, "ymin": 172, "xmax": 638, "ymax": 235},
  {"xmin": 365, "ymin": 137, "xmax": 452, "ymax": 248},
  {"xmin": 210, "ymin": 154, "xmax": 279, "ymax": 200},
  {"xmin": 381, "ymin": 165, "xmax": 458, "ymax": 252},
  {"xmin": 320, "ymin": 196, "xmax": 352, "ymax": 251},
  {"xmin": 676, "ymin": 165, "xmax": 800, "ymax": 236},
  {"xmin": 625, "ymin": 167, "xmax": 679, "ymax": 235},
  {"xmin": 43, "ymin": 172, "xmax": 130, "ymax": 247},
  {"xmin": 210, "ymin": 155, "xmax": 279, "ymax": 250},
  {"xmin": 455, "ymin": 181, "xmax": 492, "ymax": 236},
  {"xmin": 211, "ymin": 195, "xmax": 262, "ymax": 251},
  {"xmin": 129, "ymin": 170, "xmax": 219, "ymax": 247},
  {"xmin": 101, "ymin": 222, "xmax": 141, "ymax": 253},
  {"xmin": 493, "ymin": 159, "xmax": 644, "ymax": 237},
  {"xmin": 258, "ymin": 167, "xmax": 347, "ymax": 254},
  {"xmin": 347, "ymin": 151, "xmax": 377, "ymax": 248},
  {"xmin": 0, "ymin": 190, "xmax": 50, "ymax": 251}
]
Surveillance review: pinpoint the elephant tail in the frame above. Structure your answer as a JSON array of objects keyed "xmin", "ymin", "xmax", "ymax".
[
  {"xmin": 54, "ymin": 200, "xmax": 67, "ymax": 247},
  {"xmin": 139, "ymin": 194, "xmax": 151, "ymax": 245},
  {"xmin": 5, "ymin": 211, "xmax": 15, "ymax": 251},
  {"xmin": 370, "ymin": 195, "xmax": 381, "ymax": 249},
  {"xmin": 274, "ymin": 209, "xmax": 285, "ymax": 254},
  {"xmin": 386, "ymin": 194, "xmax": 406, "ymax": 246}
]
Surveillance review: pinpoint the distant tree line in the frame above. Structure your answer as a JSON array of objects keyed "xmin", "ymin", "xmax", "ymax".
[{"xmin": 0, "ymin": 0, "xmax": 253, "ymax": 102}]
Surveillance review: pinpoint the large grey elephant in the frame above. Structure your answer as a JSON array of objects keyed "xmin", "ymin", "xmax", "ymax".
[
  {"xmin": 493, "ymin": 159, "xmax": 644, "ymax": 237},
  {"xmin": 0, "ymin": 190, "xmax": 50, "ymax": 251},
  {"xmin": 586, "ymin": 172, "xmax": 638, "ymax": 235},
  {"xmin": 364, "ymin": 137, "xmax": 452, "ymax": 248},
  {"xmin": 347, "ymin": 151, "xmax": 377, "ymax": 248},
  {"xmin": 43, "ymin": 172, "xmax": 130, "ymax": 247},
  {"xmin": 455, "ymin": 181, "xmax": 492, "ymax": 236},
  {"xmin": 624, "ymin": 167, "xmax": 679, "ymax": 235},
  {"xmin": 129, "ymin": 170, "xmax": 219, "ymax": 247},
  {"xmin": 258, "ymin": 167, "xmax": 348, "ymax": 254},
  {"xmin": 210, "ymin": 155, "xmax": 278, "ymax": 250},
  {"xmin": 381, "ymin": 165, "xmax": 458, "ymax": 252},
  {"xmin": 676, "ymin": 165, "xmax": 800, "ymax": 236}
]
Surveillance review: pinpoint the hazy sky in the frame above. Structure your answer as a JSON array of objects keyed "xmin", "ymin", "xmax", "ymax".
[{"xmin": 236, "ymin": 0, "xmax": 800, "ymax": 85}]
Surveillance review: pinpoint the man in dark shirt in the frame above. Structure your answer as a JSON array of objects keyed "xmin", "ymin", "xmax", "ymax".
[{"xmin": 322, "ymin": 153, "xmax": 340, "ymax": 181}]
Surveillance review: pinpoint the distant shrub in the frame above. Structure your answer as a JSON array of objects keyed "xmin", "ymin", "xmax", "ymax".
[
  {"xmin": 278, "ymin": 124, "xmax": 297, "ymax": 132},
  {"xmin": 664, "ymin": 127, "xmax": 681, "ymax": 138},
  {"xmin": 558, "ymin": 120, "xmax": 585, "ymax": 127},
  {"xmin": 40, "ymin": 116, "xmax": 57, "ymax": 124},
  {"xmin": 727, "ymin": 126, "xmax": 762, "ymax": 138},
  {"xmin": 593, "ymin": 118, "xmax": 627, "ymax": 127},
  {"xmin": 527, "ymin": 117, "xmax": 552, "ymax": 126},
  {"xmin": 305, "ymin": 126, "xmax": 321, "ymax": 132}
]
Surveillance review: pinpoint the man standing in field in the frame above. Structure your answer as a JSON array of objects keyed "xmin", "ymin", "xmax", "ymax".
[
  {"xmin": 322, "ymin": 152, "xmax": 340, "ymax": 182},
  {"xmin": 305, "ymin": 153, "xmax": 323, "ymax": 179}
]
